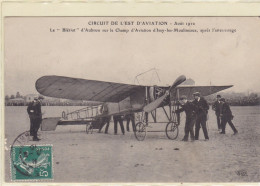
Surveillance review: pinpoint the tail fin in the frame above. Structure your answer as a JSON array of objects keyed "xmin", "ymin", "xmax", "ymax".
[{"xmin": 41, "ymin": 117, "xmax": 60, "ymax": 131}]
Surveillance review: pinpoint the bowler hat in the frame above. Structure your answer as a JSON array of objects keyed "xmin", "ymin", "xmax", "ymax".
[{"xmin": 38, "ymin": 95, "xmax": 44, "ymax": 100}]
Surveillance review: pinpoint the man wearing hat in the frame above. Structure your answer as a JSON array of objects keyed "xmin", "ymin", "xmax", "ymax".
[
  {"xmin": 27, "ymin": 95, "xmax": 44, "ymax": 141},
  {"xmin": 192, "ymin": 92, "xmax": 209, "ymax": 140},
  {"xmin": 175, "ymin": 95, "xmax": 197, "ymax": 141},
  {"xmin": 219, "ymin": 98, "xmax": 238, "ymax": 135},
  {"xmin": 212, "ymin": 95, "xmax": 223, "ymax": 131}
]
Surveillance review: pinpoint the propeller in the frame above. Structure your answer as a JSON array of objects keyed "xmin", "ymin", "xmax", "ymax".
[{"xmin": 143, "ymin": 75, "xmax": 186, "ymax": 113}]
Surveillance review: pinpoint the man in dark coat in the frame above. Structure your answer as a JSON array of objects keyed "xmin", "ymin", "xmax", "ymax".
[
  {"xmin": 98, "ymin": 116, "xmax": 111, "ymax": 134},
  {"xmin": 27, "ymin": 96, "xmax": 44, "ymax": 141},
  {"xmin": 212, "ymin": 95, "xmax": 222, "ymax": 131},
  {"xmin": 113, "ymin": 115, "xmax": 125, "ymax": 135},
  {"xmin": 219, "ymin": 98, "xmax": 238, "ymax": 135},
  {"xmin": 192, "ymin": 92, "xmax": 209, "ymax": 140},
  {"xmin": 125, "ymin": 113, "xmax": 136, "ymax": 132},
  {"xmin": 175, "ymin": 95, "xmax": 197, "ymax": 141}
]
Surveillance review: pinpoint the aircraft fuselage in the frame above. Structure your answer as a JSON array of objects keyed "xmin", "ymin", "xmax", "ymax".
[
  {"xmin": 104, "ymin": 86, "xmax": 169, "ymax": 116},
  {"xmin": 104, "ymin": 87, "xmax": 146, "ymax": 116}
]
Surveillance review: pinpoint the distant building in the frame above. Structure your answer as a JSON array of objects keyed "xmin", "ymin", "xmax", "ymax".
[
  {"xmin": 181, "ymin": 78, "xmax": 195, "ymax": 85},
  {"xmin": 25, "ymin": 94, "xmax": 38, "ymax": 103}
]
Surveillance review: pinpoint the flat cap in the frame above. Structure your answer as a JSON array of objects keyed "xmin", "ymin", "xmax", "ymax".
[
  {"xmin": 217, "ymin": 95, "xmax": 221, "ymax": 98},
  {"xmin": 193, "ymin": 92, "xmax": 201, "ymax": 96},
  {"xmin": 180, "ymin": 95, "xmax": 187, "ymax": 100}
]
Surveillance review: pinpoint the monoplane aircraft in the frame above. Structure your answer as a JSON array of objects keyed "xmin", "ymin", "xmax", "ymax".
[{"xmin": 36, "ymin": 75, "xmax": 232, "ymax": 140}]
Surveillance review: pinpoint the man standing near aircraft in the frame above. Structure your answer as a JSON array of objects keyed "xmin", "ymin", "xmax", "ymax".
[
  {"xmin": 27, "ymin": 96, "xmax": 44, "ymax": 141},
  {"xmin": 175, "ymin": 95, "xmax": 197, "ymax": 141},
  {"xmin": 98, "ymin": 103, "xmax": 111, "ymax": 134},
  {"xmin": 219, "ymin": 98, "xmax": 238, "ymax": 135},
  {"xmin": 125, "ymin": 113, "xmax": 136, "ymax": 132},
  {"xmin": 113, "ymin": 115, "xmax": 125, "ymax": 135},
  {"xmin": 192, "ymin": 92, "xmax": 209, "ymax": 141},
  {"xmin": 212, "ymin": 95, "xmax": 222, "ymax": 131},
  {"xmin": 98, "ymin": 116, "xmax": 111, "ymax": 134}
]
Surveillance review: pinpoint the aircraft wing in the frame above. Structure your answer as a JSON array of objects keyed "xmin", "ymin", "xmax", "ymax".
[
  {"xmin": 172, "ymin": 85, "xmax": 233, "ymax": 100},
  {"xmin": 36, "ymin": 76, "xmax": 145, "ymax": 102}
]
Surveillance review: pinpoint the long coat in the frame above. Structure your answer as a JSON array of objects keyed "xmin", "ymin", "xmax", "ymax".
[
  {"xmin": 27, "ymin": 101, "xmax": 42, "ymax": 119},
  {"xmin": 192, "ymin": 97, "xmax": 209, "ymax": 119},
  {"xmin": 175, "ymin": 101, "xmax": 197, "ymax": 119},
  {"xmin": 212, "ymin": 100, "xmax": 222, "ymax": 116},
  {"xmin": 221, "ymin": 102, "xmax": 233, "ymax": 119}
]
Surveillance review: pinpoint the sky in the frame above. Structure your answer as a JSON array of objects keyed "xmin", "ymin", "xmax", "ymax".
[{"xmin": 4, "ymin": 17, "xmax": 260, "ymax": 96}]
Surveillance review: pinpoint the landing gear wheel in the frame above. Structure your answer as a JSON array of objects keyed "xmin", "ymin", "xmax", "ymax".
[
  {"xmin": 86, "ymin": 123, "xmax": 93, "ymax": 134},
  {"xmin": 134, "ymin": 122, "xmax": 146, "ymax": 141},
  {"xmin": 165, "ymin": 122, "xmax": 179, "ymax": 140}
]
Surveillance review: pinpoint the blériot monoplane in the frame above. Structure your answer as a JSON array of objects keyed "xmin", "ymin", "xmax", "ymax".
[{"xmin": 36, "ymin": 75, "xmax": 232, "ymax": 140}]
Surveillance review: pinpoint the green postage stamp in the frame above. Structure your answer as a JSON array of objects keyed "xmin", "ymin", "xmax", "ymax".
[{"xmin": 11, "ymin": 145, "xmax": 53, "ymax": 180}]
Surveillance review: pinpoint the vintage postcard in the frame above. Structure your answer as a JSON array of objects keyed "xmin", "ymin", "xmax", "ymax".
[{"xmin": 1, "ymin": 2, "xmax": 260, "ymax": 185}]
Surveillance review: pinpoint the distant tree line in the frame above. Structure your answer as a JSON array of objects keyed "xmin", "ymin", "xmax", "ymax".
[
  {"xmin": 5, "ymin": 91, "xmax": 260, "ymax": 106},
  {"xmin": 206, "ymin": 92, "xmax": 260, "ymax": 106},
  {"xmin": 5, "ymin": 101, "xmax": 98, "ymax": 106},
  {"xmin": 5, "ymin": 92, "xmax": 100, "ymax": 106},
  {"xmin": 5, "ymin": 92, "xmax": 23, "ymax": 100}
]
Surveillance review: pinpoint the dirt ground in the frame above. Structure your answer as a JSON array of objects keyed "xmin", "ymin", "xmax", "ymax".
[{"xmin": 4, "ymin": 106, "xmax": 260, "ymax": 183}]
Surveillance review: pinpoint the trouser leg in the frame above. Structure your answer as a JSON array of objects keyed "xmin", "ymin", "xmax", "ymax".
[
  {"xmin": 114, "ymin": 119, "xmax": 118, "ymax": 134},
  {"xmin": 98, "ymin": 119, "xmax": 105, "ymax": 132},
  {"xmin": 105, "ymin": 122, "xmax": 110, "ymax": 133},
  {"xmin": 145, "ymin": 112, "xmax": 148, "ymax": 124},
  {"xmin": 32, "ymin": 118, "xmax": 41, "ymax": 139},
  {"xmin": 177, "ymin": 113, "xmax": 181, "ymax": 124},
  {"xmin": 227, "ymin": 119, "xmax": 237, "ymax": 133},
  {"xmin": 32, "ymin": 119, "xmax": 37, "ymax": 138},
  {"xmin": 35, "ymin": 119, "xmax": 41, "ymax": 134},
  {"xmin": 221, "ymin": 117, "xmax": 227, "ymax": 133},
  {"xmin": 29, "ymin": 117, "xmax": 34, "ymax": 136},
  {"xmin": 119, "ymin": 120, "xmax": 125, "ymax": 134},
  {"xmin": 189, "ymin": 118, "xmax": 196, "ymax": 140},
  {"xmin": 194, "ymin": 119, "xmax": 200, "ymax": 140},
  {"xmin": 201, "ymin": 119, "xmax": 209, "ymax": 139},
  {"xmin": 131, "ymin": 117, "xmax": 136, "ymax": 132},
  {"xmin": 126, "ymin": 119, "xmax": 130, "ymax": 131},
  {"xmin": 183, "ymin": 120, "xmax": 189, "ymax": 140},
  {"xmin": 216, "ymin": 115, "xmax": 221, "ymax": 129}
]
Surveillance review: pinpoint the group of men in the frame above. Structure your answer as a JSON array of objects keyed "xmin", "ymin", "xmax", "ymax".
[
  {"xmin": 98, "ymin": 113, "xmax": 136, "ymax": 135},
  {"xmin": 176, "ymin": 92, "xmax": 238, "ymax": 142}
]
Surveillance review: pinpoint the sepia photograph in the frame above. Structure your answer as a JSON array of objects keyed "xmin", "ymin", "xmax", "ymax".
[{"xmin": 3, "ymin": 16, "xmax": 260, "ymax": 183}]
